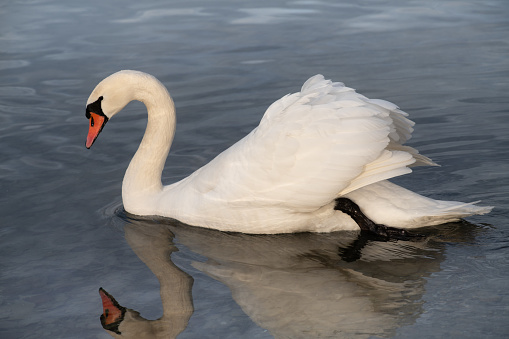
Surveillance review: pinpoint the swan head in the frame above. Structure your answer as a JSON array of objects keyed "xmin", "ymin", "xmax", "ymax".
[{"xmin": 85, "ymin": 70, "xmax": 149, "ymax": 148}]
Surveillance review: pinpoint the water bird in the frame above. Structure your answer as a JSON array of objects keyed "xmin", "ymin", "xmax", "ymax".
[{"xmin": 85, "ymin": 70, "xmax": 491, "ymax": 237}]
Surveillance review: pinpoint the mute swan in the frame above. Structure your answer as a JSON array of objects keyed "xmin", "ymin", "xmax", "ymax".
[{"xmin": 85, "ymin": 70, "xmax": 491, "ymax": 236}]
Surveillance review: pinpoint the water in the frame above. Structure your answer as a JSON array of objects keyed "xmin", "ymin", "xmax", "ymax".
[{"xmin": 1, "ymin": 0, "xmax": 508, "ymax": 338}]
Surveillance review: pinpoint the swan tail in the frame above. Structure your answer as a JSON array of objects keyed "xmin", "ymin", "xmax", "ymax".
[
  {"xmin": 344, "ymin": 181, "xmax": 493, "ymax": 228},
  {"xmin": 436, "ymin": 200, "xmax": 493, "ymax": 218},
  {"xmin": 414, "ymin": 200, "xmax": 493, "ymax": 226}
]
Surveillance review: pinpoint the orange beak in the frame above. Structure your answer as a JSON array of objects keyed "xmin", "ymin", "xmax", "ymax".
[
  {"xmin": 86, "ymin": 112, "xmax": 107, "ymax": 149},
  {"xmin": 99, "ymin": 288, "xmax": 125, "ymax": 333}
]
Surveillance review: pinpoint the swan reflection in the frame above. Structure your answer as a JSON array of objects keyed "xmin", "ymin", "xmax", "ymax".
[
  {"xmin": 99, "ymin": 221, "xmax": 193, "ymax": 338},
  {"xmin": 99, "ymin": 215, "xmax": 481, "ymax": 338}
]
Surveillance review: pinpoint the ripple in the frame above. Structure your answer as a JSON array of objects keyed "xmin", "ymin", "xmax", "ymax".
[
  {"xmin": 0, "ymin": 60, "xmax": 30, "ymax": 71},
  {"xmin": 19, "ymin": 156, "xmax": 63, "ymax": 170},
  {"xmin": 114, "ymin": 8, "xmax": 210, "ymax": 23},
  {"xmin": 37, "ymin": 135, "xmax": 69, "ymax": 145},
  {"xmin": 43, "ymin": 50, "xmax": 90, "ymax": 61},
  {"xmin": 459, "ymin": 96, "xmax": 509, "ymax": 104},
  {"xmin": 342, "ymin": 4, "xmax": 467, "ymax": 33},
  {"xmin": 42, "ymin": 79, "xmax": 82, "ymax": 86},
  {"xmin": 232, "ymin": 8, "xmax": 317, "ymax": 24},
  {"xmin": 240, "ymin": 59, "xmax": 274, "ymax": 65},
  {"xmin": 55, "ymin": 144, "xmax": 86, "ymax": 154},
  {"xmin": 0, "ymin": 86, "xmax": 36, "ymax": 97},
  {"xmin": 21, "ymin": 125, "xmax": 43, "ymax": 131}
]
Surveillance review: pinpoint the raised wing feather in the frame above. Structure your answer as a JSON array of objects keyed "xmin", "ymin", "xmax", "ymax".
[{"xmin": 185, "ymin": 75, "xmax": 430, "ymax": 212}]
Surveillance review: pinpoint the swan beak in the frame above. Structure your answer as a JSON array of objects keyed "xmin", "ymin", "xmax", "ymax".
[
  {"xmin": 99, "ymin": 288, "xmax": 126, "ymax": 334},
  {"xmin": 86, "ymin": 112, "xmax": 108, "ymax": 149}
]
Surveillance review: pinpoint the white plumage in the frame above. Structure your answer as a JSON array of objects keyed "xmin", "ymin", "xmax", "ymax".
[{"xmin": 86, "ymin": 71, "xmax": 491, "ymax": 234}]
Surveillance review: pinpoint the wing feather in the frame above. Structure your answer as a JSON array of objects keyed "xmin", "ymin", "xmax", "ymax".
[{"xmin": 185, "ymin": 75, "xmax": 433, "ymax": 212}]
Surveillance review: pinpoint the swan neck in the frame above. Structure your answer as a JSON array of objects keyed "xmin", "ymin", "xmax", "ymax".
[{"xmin": 122, "ymin": 75, "xmax": 176, "ymax": 211}]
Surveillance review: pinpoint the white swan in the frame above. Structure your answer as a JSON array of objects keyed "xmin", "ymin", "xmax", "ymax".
[{"xmin": 85, "ymin": 70, "xmax": 491, "ymax": 234}]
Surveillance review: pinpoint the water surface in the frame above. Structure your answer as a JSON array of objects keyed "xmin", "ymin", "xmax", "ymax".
[{"xmin": 1, "ymin": 0, "xmax": 508, "ymax": 338}]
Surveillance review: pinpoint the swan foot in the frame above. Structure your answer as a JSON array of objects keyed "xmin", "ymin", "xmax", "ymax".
[{"xmin": 334, "ymin": 198, "xmax": 424, "ymax": 241}]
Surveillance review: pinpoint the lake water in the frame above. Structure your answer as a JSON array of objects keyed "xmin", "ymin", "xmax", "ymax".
[{"xmin": 1, "ymin": 0, "xmax": 508, "ymax": 338}]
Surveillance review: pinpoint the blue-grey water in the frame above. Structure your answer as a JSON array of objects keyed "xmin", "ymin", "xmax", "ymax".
[{"xmin": 1, "ymin": 0, "xmax": 508, "ymax": 338}]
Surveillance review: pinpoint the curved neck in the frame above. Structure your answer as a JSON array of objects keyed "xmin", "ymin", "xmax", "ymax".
[{"xmin": 122, "ymin": 76, "xmax": 176, "ymax": 213}]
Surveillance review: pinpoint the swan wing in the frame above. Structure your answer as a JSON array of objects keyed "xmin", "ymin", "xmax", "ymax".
[{"xmin": 184, "ymin": 75, "xmax": 430, "ymax": 212}]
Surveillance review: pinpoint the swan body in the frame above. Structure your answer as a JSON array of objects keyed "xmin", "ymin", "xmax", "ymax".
[{"xmin": 86, "ymin": 70, "xmax": 491, "ymax": 234}]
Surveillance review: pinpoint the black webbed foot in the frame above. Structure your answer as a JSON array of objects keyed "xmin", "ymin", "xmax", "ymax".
[{"xmin": 334, "ymin": 198, "xmax": 425, "ymax": 241}]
